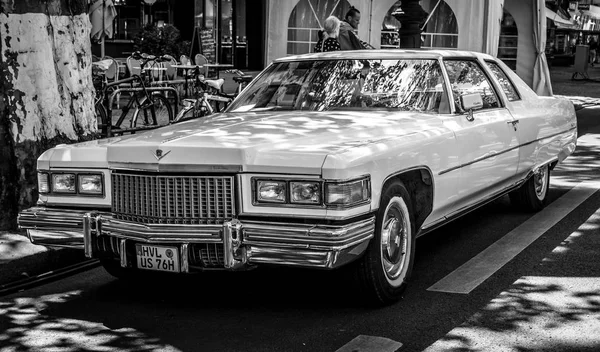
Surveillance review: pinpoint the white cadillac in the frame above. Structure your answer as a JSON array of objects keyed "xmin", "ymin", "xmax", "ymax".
[{"xmin": 19, "ymin": 50, "xmax": 577, "ymax": 305}]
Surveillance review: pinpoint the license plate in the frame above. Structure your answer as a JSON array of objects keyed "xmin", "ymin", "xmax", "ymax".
[{"xmin": 136, "ymin": 244, "xmax": 180, "ymax": 273}]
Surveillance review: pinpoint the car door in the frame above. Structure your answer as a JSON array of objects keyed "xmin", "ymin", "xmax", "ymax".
[{"xmin": 441, "ymin": 59, "xmax": 520, "ymax": 210}]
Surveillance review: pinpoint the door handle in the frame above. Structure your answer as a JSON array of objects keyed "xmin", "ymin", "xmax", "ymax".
[{"xmin": 507, "ymin": 119, "xmax": 519, "ymax": 131}]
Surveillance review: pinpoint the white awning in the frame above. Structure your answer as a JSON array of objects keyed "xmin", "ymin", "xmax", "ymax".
[
  {"xmin": 580, "ymin": 5, "xmax": 600, "ymax": 20},
  {"xmin": 545, "ymin": 7, "xmax": 574, "ymax": 26}
]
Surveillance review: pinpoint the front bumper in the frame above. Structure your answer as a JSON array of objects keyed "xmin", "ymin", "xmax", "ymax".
[{"xmin": 18, "ymin": 207, "xmax": 375, "ymax": 271}]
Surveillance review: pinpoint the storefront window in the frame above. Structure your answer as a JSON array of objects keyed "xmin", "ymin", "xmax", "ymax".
[
  {"xmin": 381, "ymin": 1, "xmax": 458, "ymax": 49},
  {"xmin": 195, "ymin": 0, "xmax": 215, "ymax": 29},
  {"xmin": 498, "ymin": 10, "xmax": 518, "ymax": 70},
  {"xmin": 287, "ymin": 0, "xmax": 353, "ymax": 55},
  {"xmin": 112, "ymin": 0, "xmax": 170, "ymax": 40},
  {"xmin": 381, "ymin": 2, "xmax": 401, "ymax": 48},
  {"xmin": 421, "ymin": 0, "xmax": 458, "ymax": 49}
]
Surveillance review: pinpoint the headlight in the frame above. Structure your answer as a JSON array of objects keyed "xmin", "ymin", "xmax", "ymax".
[
  {"xmin": 78, "ymin": 174, "xmax": 103, "ymax": 194},
  {"xmin": 52, "ymin": 173, "xmax": 76, "ymax": 193},
  {"xmin": 38, "ymin": 172, "xmax": 50, "ymax": 193},
  {"xmin": 325, "ymin": 177, "xmax": 370, "ymax": 207},
  {"xmin": 257, "ymin": 180, "xmax": 286, "ymax": 203},
  {"xmin": 291, "ymin": 181, "xmax": 321, "ymax": 204}
]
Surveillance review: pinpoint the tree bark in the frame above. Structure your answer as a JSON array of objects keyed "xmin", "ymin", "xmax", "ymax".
[{"xmin": 0, "ymin": 0, "xmax": 96, "ymax": 229}]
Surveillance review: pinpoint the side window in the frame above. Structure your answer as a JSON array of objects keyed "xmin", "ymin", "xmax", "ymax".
[
  {"xmin": 443, "ymin": 60, "xmax": 500, "ymax": 111},
  {"xmin": 485, "ymin": 61, "xmax": 521, "ymax": 102}
]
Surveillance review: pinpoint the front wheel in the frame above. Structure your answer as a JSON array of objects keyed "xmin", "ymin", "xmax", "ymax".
[
  {"xmin": 353, "ymin": 180, "xmax": 416, "ymax": 305},
  {"xmin": 509, "ymin": 164, "xmax": 550, "ymax": 212},
  {"xmin": 131, "ymin": 93, "xmax": 173, "ymax": 128},
  {"xmin": 95, "ymin": 103, "xmax": 108, "ymax": 136}
]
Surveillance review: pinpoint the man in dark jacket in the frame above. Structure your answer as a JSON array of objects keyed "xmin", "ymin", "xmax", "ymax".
[{"xmin": 339, "ymin": 7, "xmax": 367, "ymax": 50}]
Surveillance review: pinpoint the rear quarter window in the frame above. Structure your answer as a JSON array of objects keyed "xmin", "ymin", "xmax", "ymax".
[{"xmin": 485, "ymin": 61, "xmax": 521, "ymax": 102}]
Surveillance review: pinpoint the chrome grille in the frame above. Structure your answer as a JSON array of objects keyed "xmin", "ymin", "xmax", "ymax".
[
  {"xmin": 95, "ymin": 235, "xmax": 121, "ymax": 257},
  {"xmin": 112, "ymin": 173, "xmax": 235, "ymax": 224},
  {"xmin": 190, "ymin": 243, "xmax": 225, "ymax": 267}
]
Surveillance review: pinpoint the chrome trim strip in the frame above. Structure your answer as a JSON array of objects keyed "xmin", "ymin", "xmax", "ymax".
[
  {"xmin": 18, "ymin": 207, "xmax": 88, "ymax": 230},
  {"xmin": 120, "ymin": 239, "xmax": 127, "ymax": 267},
  {"xmin": 421, "ymin": 172, "xmax": 536, "ymax": 235},
  {"xmin": 247, "ymin": 247, "xmax": 334, "ymax": 267},
  {"xmin": 83, "ymin": 213, "xmax": 93, "ymax": 258},
  {"xmin": 26, "ymin": 229, "xmax": 84, "ymax": 249},
  {"xmin": 242, "ymin": 217, "xmax": 375, "ymax": 250},
  {"xmin": 41, "ymin": 202, "xmax": 111, "ymax": 209},
  {"xmin": 109, "ymin": 163, "xmax": 243, "ymax": 173},
  {"xmin": 180, "ymin": 243, "xmax": 189, "ymax": 273},
  {"xmin": 223, "ymin": 222, "xmax": 233, "ymax": 268},
  {"xmin": 382, "ymin": 165, "xmax": 434, "ymax": 189},
  {"xmin": 246, "ymin": 238, "xmax": 368, "ymax": 269},
  {"xmin": 236, "ymin": 211, "xmax": 372, "ymax": 221},
  {"xmin": 438, "ymin": 127, "xmax": 577, "ymax": 176},
  {"xmin": 101, "ymin": 218, "xmax": 223, "ymax": 241}
]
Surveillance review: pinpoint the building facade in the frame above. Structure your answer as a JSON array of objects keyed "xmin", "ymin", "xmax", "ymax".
[
  {"xmin": 93, "ymin": 0, "xmax": 551, "ymax": 93},
  {"xmin": 266, "ymin": 0, "xmax": 547, "ymax": 93}
]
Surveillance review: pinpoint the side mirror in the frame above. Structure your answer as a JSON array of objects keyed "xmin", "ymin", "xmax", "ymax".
[
  {"xmin": 460, "ymin": 93, "xmax": 483, "ymax": 121},
  {"xmin": 460, "ymin": 93, "xmax": 483, "ymax": 111}
]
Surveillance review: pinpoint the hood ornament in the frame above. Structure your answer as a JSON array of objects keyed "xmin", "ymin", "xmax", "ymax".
[{"xmin": 152, "ymin": 149, "xmax": 171, "ymax": 161}]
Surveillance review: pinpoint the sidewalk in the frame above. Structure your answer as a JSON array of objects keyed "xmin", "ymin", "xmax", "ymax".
[
  {"xmin": 550, "ymin": 63, "xmax": 600, "ymax": 109},
  {"xmin": 0, "ymin": 231, "xmax": 83, "ymax": 286}
]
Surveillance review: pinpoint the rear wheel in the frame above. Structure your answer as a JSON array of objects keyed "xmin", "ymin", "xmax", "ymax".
[
  {"xmin": 131, "ymin": 93, "xmax": 173, "ymax": 128},
  {"xmin": 509, "ymin": 164, "xmax": 550, "ymax": 212},
  {"xmin": 95, "ymin": 103, "xmax": 107, "ymax": 136},
  {"xmin": 353, "ymin": 180, "xmax": 416, "ymax": 305}
]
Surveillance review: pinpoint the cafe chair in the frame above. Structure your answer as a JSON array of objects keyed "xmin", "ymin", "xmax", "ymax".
[
  {"xmin": 194, "ymin": 53, "xmax": 212, "ymax": 78},
  {"xmin": 163, "ymin": 55, "xmax": 177, "ymax": 80},
  {"xmin": 126, "ymin": 56, "xmax": 142, "ymax": 77},
  {"xmin": 180, "ymin": 55, "xmax": 191, "ymax": 66},
  {"xmin": 102, "ymin": 58, "xmax": 121, "ymax": 108}
]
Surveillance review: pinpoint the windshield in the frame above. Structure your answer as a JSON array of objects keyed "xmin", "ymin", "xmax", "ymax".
[{"xmin": 228, "ymin": 59, "xmax": 449, "ymax": 113}]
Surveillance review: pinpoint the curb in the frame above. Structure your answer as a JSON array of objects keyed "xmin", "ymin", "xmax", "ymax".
[{"xmin": 0, "ymin": 232, "xmax": 85, "ymax": 287}]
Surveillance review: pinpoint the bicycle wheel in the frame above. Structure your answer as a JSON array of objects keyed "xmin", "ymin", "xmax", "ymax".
[
  {"xmin": 95, "ymin": 103, "xmax": 108, "ymax": 136},
  {"xmin": 131, "ymin": 93, "xmax": 173, "ymax": 128}
]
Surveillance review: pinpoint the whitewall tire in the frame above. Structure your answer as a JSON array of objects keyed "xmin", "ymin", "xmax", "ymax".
[{"xmin": 353, "ymin": 180, "xmax": 416, "ymax": 305}]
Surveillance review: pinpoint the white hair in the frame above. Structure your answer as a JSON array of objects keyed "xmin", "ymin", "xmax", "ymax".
[{"xmin": 323, "ymin": 16, "xmax": 340, "ymax": 39}]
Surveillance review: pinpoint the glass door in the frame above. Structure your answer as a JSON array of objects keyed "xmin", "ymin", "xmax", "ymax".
[
  {"xmin": 194, "ymin": 0, "xmax": 254, "ymax": 68},
  {"xmin": 220, "ymin": 0, "xmax": 233, "ymax": 65}
]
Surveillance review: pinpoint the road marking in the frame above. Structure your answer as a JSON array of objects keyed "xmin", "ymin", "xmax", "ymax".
[
  {"xmin": 427, "ymin": 179, "xmax": 600, "ymax": 294},
  {"xmin": 423, "ymin": 207, "xmax": 600, "ymax": 352},
  {"xmin": 335, "ymin": 335, "xmax": 403, "ymax": 352}
]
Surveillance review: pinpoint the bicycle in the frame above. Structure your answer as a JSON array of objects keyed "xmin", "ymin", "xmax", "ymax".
[
  {"xmin": 94, "ymin": 52, "xmax": 174, "ymax": 137},
  {"xmin": 172, "ymin": 68, "xmax": 253, "ymax": 123}
]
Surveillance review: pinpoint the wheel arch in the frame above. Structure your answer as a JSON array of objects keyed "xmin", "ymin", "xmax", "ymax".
[{"xmin": 379, "ymin": 167, "xmax": 434, "ymax": 232}]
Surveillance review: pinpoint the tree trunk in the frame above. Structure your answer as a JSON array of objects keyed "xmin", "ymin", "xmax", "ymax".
[{"xmin": 0, "ymin": 0, "xmax": 96, "ymax": 230}]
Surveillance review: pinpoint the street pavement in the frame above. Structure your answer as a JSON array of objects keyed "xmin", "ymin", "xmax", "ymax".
[
  {"xmin": 422, "ymin": 105, "xmax": 600, "ymax": 352},
  {"xmin": 0, "ymin": 65, "xmax": 599, "ymax": 351}
]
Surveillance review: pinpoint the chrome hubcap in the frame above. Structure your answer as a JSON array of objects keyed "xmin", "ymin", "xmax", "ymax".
[
  {"xmin": 534, "ymin": 166, "xmax": 548, "ymax": 200},
  {"xmin": 380, "ymin": 202, "xmax": 408, "ymax": 281}
]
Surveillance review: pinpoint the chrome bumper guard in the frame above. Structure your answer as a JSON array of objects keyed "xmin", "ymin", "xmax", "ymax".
[{"xmin": 18, "ymin": 207, "xmax": 375, "ymax": 270}]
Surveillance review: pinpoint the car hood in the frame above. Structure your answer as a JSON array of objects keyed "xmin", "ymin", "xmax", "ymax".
[{"xmin": 45, "ymin": 111, "xmax": 435, "ymax": 174}]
